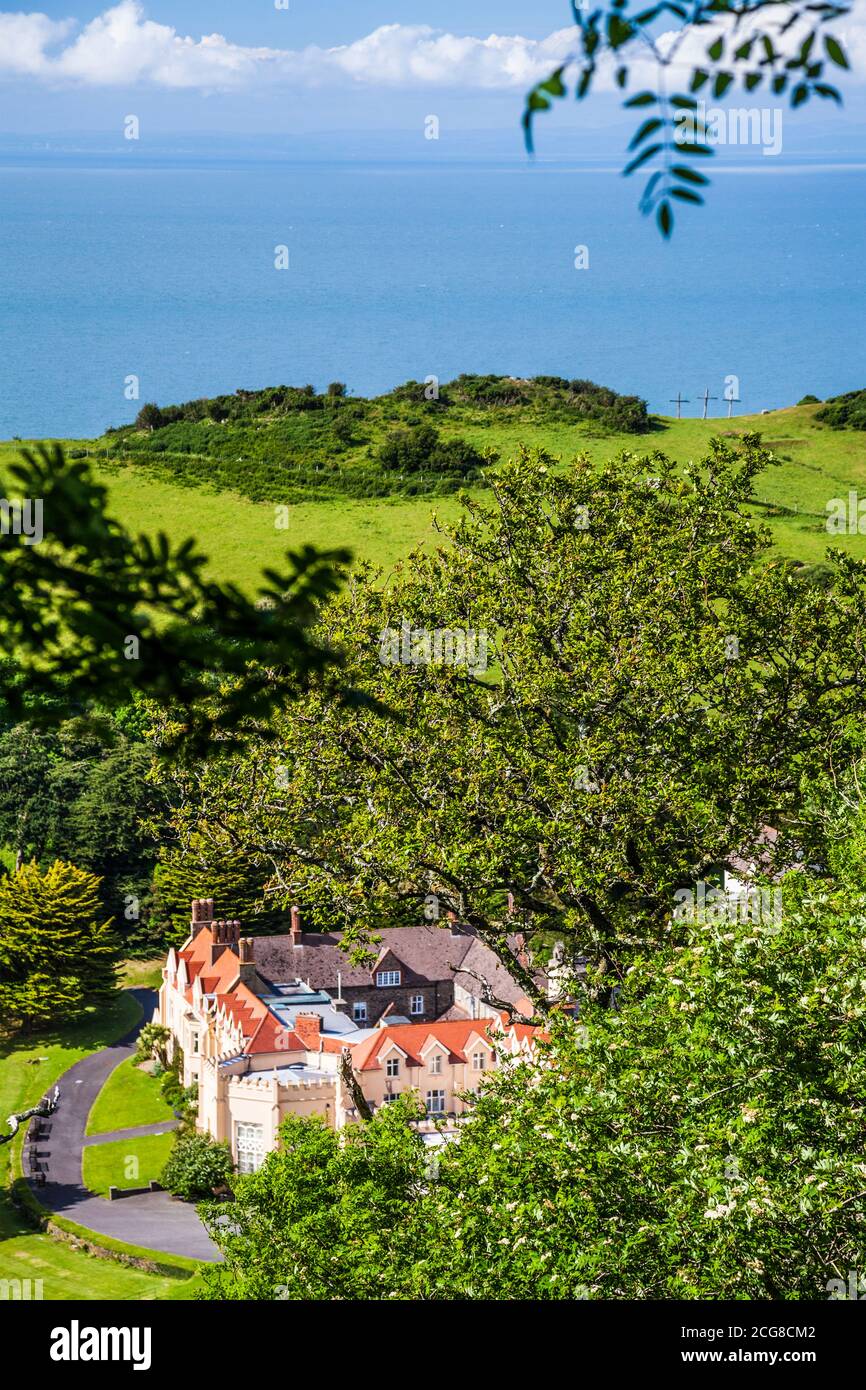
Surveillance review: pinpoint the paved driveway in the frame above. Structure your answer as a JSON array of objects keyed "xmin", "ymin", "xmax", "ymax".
[{"xmin": 30, "ymin": 987, "xmax": 221, "ymax": 1263}]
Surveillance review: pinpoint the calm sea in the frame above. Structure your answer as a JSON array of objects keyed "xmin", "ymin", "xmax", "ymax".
[{"xmin": 1, "ymin": 144, "xmax": 864, "ymax": 438}]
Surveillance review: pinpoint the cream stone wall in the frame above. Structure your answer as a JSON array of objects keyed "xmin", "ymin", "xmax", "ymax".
[{"xmin": 362, "ymin": 1035, "xmax": 496, "ymax": 1115}]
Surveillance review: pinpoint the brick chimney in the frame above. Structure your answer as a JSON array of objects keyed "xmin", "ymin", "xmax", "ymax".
[
  {"xmin": 237, "ymin": 937, "xmax": 259, "ymax": 989},
  {"xmin": 514, "ymin": 932, "xmax": 530, "ymax": 969},
  {"xmin": 208, "ymin": 919, "xmax": 241, "ymax": 967},
  {"xmin": 293, "ymin": 1012, "xmax": 321, "ymax": 1050},
  {"xmin": 290, "ymin": 905, "xmax": 302, "ymax": 945},
  {"xmin": 190, "ymin": 897, "xmax": 215, "ymax": 938}
]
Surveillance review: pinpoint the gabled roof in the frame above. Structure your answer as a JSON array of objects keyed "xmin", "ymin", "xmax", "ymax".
[
  {"xmin": 348, "ymin": 1017, "xmax": 537, "ymax": 1072},
  {"xmin": 253, "ymin": 924, "xmax": 479, "ymax": 992}
]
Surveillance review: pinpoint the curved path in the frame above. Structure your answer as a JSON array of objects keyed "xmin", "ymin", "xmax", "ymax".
[{"xmin": 28, "ymin": 987, "xmax": 221, "ymax": 1263}]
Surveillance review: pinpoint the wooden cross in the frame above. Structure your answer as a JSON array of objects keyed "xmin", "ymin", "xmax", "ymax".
[
  {"xmin": 725, "ymin": 392, "xmax": 741, "ymax": 419},
  {"xmin": 669, "ymin": 391, "xmax": 689, "ymax": 419},
  {"xmin": 700, "ymin": 387, "xmax": 718, "ymax": 420}
]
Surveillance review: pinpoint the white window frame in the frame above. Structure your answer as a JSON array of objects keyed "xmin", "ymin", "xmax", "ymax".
[
  {"xmin": 235, "ymin": 1121, "xmax": 265, "ymax": 1175},
  {"xmin": 376, "ymin": 969, "xmax": 401, "ymax": 987},
  {"xmin": 425, "ymin": 1090, "xmax": 446, "ymax": 1115},
  {"xmin": 385, "ymin": 1056, "xmax": 400, "ymax": 1077},
  {"xmin": 429, "ymin": 1053, "xmax": 442, "ymax": 1075},
  {"xmin": 410, "ymin": 993, "xmax": 424, "ymax": 1015},
  {"xmin": 352, "ymin": 1001, "xmax": 368, "ymax": 1023},
  {"xmin": 382, "ymin": 1092, "xmax": 400, "ymax": 1104},
  {"xmin": 472, "ymin": 1051, "xmax": 487, "ymax": 1071}
]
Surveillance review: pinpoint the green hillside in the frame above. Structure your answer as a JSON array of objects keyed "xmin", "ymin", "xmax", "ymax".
[{"xmin": 3, "ymin": 382, "xmax": 866, "ymax": 593}]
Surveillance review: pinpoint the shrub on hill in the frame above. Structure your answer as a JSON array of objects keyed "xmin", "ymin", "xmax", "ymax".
[
  {"xmin": 377, "ymin": 423, "xmax": 488, "ymax": 479},
  {"xmin": 816, "ymin": 389, "xmax": 866, "ymax": 430}
]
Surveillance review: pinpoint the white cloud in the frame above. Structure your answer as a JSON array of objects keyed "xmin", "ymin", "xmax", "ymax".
[
  {"xmin": 0, "ymin": 1, "xmax": 579, "ymax": 90},
  {"xmin": 1, "ymin": 0, "xmax": 862, "ymax": 96}
]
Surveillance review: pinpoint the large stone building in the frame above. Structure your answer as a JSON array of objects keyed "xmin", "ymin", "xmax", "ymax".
[{"xmin": 157, "ymin": 899, "xmax": 539, "ymax": 1172}]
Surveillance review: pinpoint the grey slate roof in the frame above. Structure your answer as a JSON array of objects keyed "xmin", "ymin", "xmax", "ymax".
[
  {"xmin": 252, "ymin": 923, "xmax": 530, "ymax": 1005},
  {"xmin": 253, "ymin": 924, "xmax": 476, "ymax": 990}
]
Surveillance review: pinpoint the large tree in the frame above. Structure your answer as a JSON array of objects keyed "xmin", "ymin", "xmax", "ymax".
[
  {"xmin": 156, "ymin": 437, "xmax": 866, "ymax": 1013},
  {"xmin": 0, "ymin": 860, "xmax": 120, "ymax": 1030}
]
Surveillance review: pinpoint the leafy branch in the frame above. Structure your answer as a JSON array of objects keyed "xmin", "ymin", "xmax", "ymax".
[
  {"xmin": 524, "ymin": 0, "xmax": 850, "ymax": 235},
  {"xmin": 0, "ymin": 444, "xmax": 363, "ymax": 755}
]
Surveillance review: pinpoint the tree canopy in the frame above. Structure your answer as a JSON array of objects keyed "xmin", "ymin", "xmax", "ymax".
[
  {"xmin": 158, "ymin": 437, "xmax": 866, "ymax": 1009},
  {"xmin": 0, "ymin": 860, "xmax": 119, "ymax": 1030},
  {"xmin": 199, "ymin": 782, "xmax": 866, "ymax": 1299}
]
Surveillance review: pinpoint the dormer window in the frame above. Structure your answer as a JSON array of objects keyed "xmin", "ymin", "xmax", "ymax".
[
  {"xmin": 376, "ymin": 969, "xmax": 401, "ymax": 987},
  {"xmin": 429, "ymin": 1054, "xmax": 442, "ymax": 1075},
  {"xmin": 386, "ymin": 1056, "xmax": 400, "ymax": 1077}
]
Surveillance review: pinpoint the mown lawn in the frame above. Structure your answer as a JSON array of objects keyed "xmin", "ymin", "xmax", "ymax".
[
  {"xmin": 82, "ymin": 1132, "xmax": 176, "ymax": 1199},
  {"xmin": 0, "ymin": 991, "xmax": 197, "ymax": 1300},
  {"xmin": 118, "ymin": 959, "xmax": 165, "ymax": 991},
  {"xmin": 0, "ymin": 1200, "xmax": 193, "ymax": 1301},
  {"xmin": 86, "ymin": 1058, "xmax": 175, "ymax": 1136}
]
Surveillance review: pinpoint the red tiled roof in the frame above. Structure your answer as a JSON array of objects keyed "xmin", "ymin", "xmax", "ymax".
[{"xmin": 349, "ymin": 1017, "xmax": 538, "ymax": 1072}]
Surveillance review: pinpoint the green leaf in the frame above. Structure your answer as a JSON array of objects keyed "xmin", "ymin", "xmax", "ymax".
[
  {"xmin": 623, "ymin": 142, "xmax": 663, "ymax": 176},
  {"xmin": 673, "ymin": 142, "xmax": 714, "ymax": 157},
  {"xmin": 657, "ymin": 200, "xmax": 674, "ymax": 237},
  {"xmin": 629, "ymin": 117, "xmax": 664, "ymax": 150},
  {"xmin": 708, "ymin": 38, "xmax": 724, "ymax": 61},
  {"xmin": 538, "ymin": 67, "xmax": 567, "ymax": 98},
  {"xmin": 625, "ymin": 91, "xmax": 657, "ymax": 107},
  {"xmin": 713, "ymin": 72, "xmax": 734, "ymax": 97},
  {"xmin": 814, "ymin": 83, "xmax": 842, "ymax": 103},
  {"xmin": 608, "ymin": 15, "xmax": 634, "ymax": 46},
  {"xmin": 824, "ymin": 36, "xmax": 849, "ymax": 68},
  {"xmin": 690, "ymin": 69, "xmax": 710, "ymax": 92},
  {"xmin": 671, "ymin": 165, "xmax": 710, "ymax": 185},
  {"xmin": 671, "ymin": 187, "xmax": 704, "ymax": 204},
  {"xmin": 791, "ymin": 82, "xmax": 809, "ymax": 107},
  {"xmin": 744, "ymin": 72, "xmax": 762, "ymax": 91}
]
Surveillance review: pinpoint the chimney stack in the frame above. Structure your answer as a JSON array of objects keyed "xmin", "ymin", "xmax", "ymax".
[
  {"xmin": 237, "ymin": 937, "xmax": 260, "ymax": 990},
  {"xmin": 290, "ymin": 905, "xmax": 302, "ymax": 945},
  {"xmin": 190, "ymin": 897, "xmax": 215, "ymax": 938},
  {"xmin": 293, "ymin": 1012, "xmax": 321, "ymax": 1051},
  {"xmin": 208, "ymin": 919, "xmax": 241, "ymax": 966}
]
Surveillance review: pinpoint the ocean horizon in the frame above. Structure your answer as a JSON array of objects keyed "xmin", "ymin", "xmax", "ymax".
[{"xmin": 2, "ymin": 140, "xmax": 864, "ymax": 438}]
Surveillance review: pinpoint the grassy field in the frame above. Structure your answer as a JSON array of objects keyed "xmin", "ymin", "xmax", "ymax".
[
  {"xmin": 82, "ymin": 1131, "xmax": 176, "ymax": 1199},
  {"xmin": 86, "ymin": 1058, "xmax": 175, "ymax": 1135},
  {"xmin": 0, "ymin": 992, "xmax": 197, "ymax": 1300},
  {"xmin": 4, "ymin": 402, "xmax": 865, "ymax": 593},
  {"xmin": 118, "ymin": 959, "xmax": 166, "ymax": 991}
]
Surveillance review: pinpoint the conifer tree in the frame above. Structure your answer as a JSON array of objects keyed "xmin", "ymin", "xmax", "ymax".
[
  {"xmin": 149, "ymin": 847, "xmax": 284, "ymax": 946},
  {"xmin": 0, "ymin": 860, "xmax": 119, "ymax": 1031}
]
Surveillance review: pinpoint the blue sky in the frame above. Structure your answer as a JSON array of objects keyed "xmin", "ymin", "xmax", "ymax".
[{"xmin": 1, "ymin": 0, "xmax": 864, "ymax": 154}]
